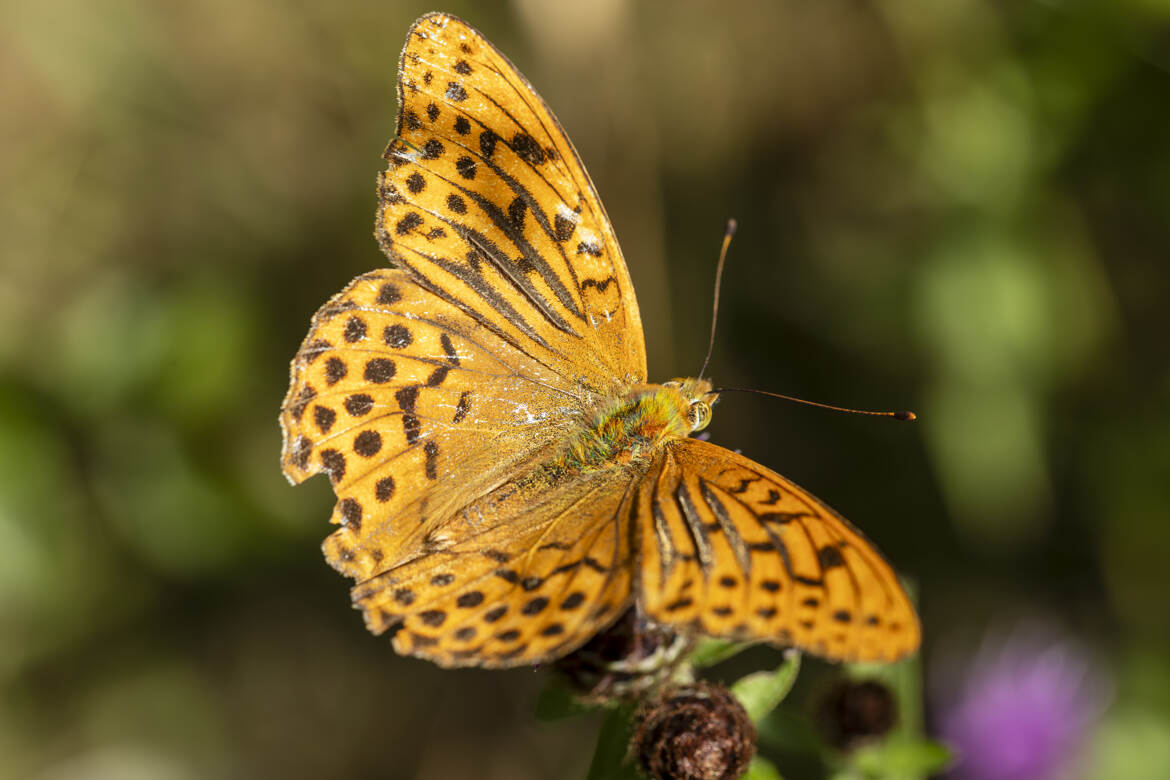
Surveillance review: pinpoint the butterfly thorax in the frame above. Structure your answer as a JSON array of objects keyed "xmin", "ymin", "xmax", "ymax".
[{"xmin": 551, "ymin": 378, "xmax": 718, "ymax": 475}]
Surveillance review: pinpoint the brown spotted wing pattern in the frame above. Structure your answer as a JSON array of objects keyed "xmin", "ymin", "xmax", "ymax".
[
  {"xmin": 281, "ymin": 12, "xmax": 920, "ymax": 668},
  {"xmin": 351, "ymin": 459, "xmax": 643, "ymax": 665},
  {"xmin": 281, "ymin": 269, "xmax": 582, "ymax": 583}
]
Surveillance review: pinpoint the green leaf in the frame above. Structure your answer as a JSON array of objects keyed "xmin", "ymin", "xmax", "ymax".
[
  {"xmin": 533, "ymin": 678, "xmax": 597, "ymax": 721},
  {"xmin": 689, "ymin": 637, "xmax": 752, "ymax": 668},
  {"xmin": 744, "ymin": 754, "xmax": 786, "ymax": 780},
  {"xmin": 850, "ymin": 734, "xmax": 954, "ymax": 778},
  {"xmin": 755, "ymin": 708, "xmax": 824, "ymax": 754},
  {"xmin": 731, "ymin": 650, "xmax": 802, "ymax": 722}
]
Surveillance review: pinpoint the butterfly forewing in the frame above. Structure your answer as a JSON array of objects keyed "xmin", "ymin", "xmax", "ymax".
[
  {"xmin": 639, "ymin": 439, "xmax": 920, "ymax": 663},
  {"xmin": 377, "ymin": 13, "xmax": 646, "ymax": 391}
]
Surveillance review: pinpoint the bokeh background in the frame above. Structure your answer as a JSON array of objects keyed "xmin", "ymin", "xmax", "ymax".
[{"xmin": 3, "ymin": 0, "xmax": 1169, "ymax": 777}]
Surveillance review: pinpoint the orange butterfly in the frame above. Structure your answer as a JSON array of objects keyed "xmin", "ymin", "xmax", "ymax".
[{"xmin": 280, "ymin": 12, "xmax": 920, "ymax": 668}]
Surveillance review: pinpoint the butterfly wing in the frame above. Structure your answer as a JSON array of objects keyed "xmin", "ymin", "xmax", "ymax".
[
  {"xmin": 377, "ymin": 12, "xmax": 646, "ymax": 390},
  {"xmin": 282, "ymin": 12, "xmax": 650, "ymax": 586},
  {"xmin": 349, "ymin": 460, "xmax": 645, "ymax": 668},
  {"xmin": 280, "ymin": 269, "xmax": 582, "ymax": 582},
  {"xmin": 636, "ymin": 438, "xmax": 920, "ymax": 662}
]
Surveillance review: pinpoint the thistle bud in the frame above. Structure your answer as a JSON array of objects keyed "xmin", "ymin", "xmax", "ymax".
[
  {"xmin": 816, "ymin": 678, "xmax": 897, "ymax": 750},
  {"xmin": 632, "ymin": 682, "xmax": 755, "ymax": 780}
]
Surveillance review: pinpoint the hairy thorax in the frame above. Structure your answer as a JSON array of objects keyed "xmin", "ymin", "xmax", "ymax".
[{"xmin": 553, "ymin": 377, "xmax": 719, "ymax": 474}]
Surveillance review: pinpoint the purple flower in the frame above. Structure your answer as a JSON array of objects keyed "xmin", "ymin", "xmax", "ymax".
[{"xmin": 937, "ymin": 631, "xmax": 1110, "ymax": 780}]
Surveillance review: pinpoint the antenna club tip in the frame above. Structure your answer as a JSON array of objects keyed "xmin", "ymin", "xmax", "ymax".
[
  {"xmin": 725, "ymin": 218, "xmax": 738, "ymax": 235},
  {"xmin": 894, "ymin": 411, "xmax": 917, "ymax": 422}
]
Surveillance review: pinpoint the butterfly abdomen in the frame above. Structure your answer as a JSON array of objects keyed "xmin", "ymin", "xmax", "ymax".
[{"xmin": 556, "ymin": 385, "xmax": 693, "ymax": 474}]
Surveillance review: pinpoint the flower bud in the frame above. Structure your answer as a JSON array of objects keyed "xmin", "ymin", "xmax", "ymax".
[
  {"xmin": 632, "ymin": 682, "xmax": 755, "ymax": 780},
  {"xmin": 816, "ymin": 678, "xmax": 897, "ymax": 750}
]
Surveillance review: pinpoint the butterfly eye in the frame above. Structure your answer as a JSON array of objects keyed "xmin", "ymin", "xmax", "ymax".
[{"xmin": 688, "ymin": 401, "xmax": 712, "ymax": 433}]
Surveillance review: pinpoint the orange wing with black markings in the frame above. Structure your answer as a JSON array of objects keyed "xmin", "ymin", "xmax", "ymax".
[
  {"xmin": 280, "ymin": 13, "xmax": 650, "ymax": 663},
  {"xmin": 637, "ymin": 439, "xmax": 920, "ymax": 663},
  {"xmin": 280, "ymin": 268, "xmax": 581, "ymax": 582},
  {"xmin": 376, "ymin": 12, "xmax": 645, "ymax": 389},
  {"xmin": 281, "ymin": 12, "xmax": 921, "ymax": 670},
  {"xmin": 351, "ymin": 460, "xmax": 645, "ymax": 667}
]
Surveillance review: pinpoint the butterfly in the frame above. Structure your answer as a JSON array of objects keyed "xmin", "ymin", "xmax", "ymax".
[{"xmin": 279, "ymin": 12, "xmax": 920, "ymax": 668}]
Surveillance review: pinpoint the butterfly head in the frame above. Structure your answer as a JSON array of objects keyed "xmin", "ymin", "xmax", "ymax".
[{"xmin": 665, "ymin": 377, "xmax": 719, "ymax": 434}]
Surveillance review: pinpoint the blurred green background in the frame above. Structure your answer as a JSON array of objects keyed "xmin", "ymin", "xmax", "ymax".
[{"xmin": 3, "ymin": 0, "xmax": 1169, "ymax": 777}]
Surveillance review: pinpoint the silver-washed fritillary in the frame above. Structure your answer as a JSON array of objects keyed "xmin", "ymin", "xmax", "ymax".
[{"xmin": 279, "ymin": 12, "xmax": 920, "ymax": 668}]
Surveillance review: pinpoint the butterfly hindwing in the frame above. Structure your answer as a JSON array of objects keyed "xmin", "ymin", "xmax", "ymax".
[
  {"xmin": 638, "ymin": 439, "xmax": 920, "ymax": 663},
  {"xmin": 350, "ymin": 462, "xmax": 643, "ymax": 667},
  {"xmin": 280, "ymin": 269, "xmax": 581, "ymax": 582}
]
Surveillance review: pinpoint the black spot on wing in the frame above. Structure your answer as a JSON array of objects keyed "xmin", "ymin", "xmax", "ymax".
[
  {"xmin": 452, "ymin": 391, "xmax": 471, "ymax": 424},
  {"xmin": 455, "ymin": 156, "xmax": 477, "ymax": 180},
  {"xmin": 288, "ymin": 385, "xmax": 316, "ymax": 421},
  {"xmin": 319, "ymin": 449, "xmax": 346, "ymax": 484},
  {"xmin": 440, "ymin": 333, "xmax": 460, "ymax": 365},
  {"xmin": 397, "ymin": 212, "xmax": 424, "ymax": 235},
  {"xmin": 445, "ymin": 82, "xmax": 468, "ymax": 102},
  {"xmin": 511, "ymin": 133, "xmax": 546, "ymax": 165},
  {"xmin": 818, "ymin": 546, "xmax": 846, "ymax": 570},
  {"xmin": 376, "ymin": 283, "xmax": 402, "ymax": 304},
  {"xmin": 364, "ymin": 358, "xmax": 396, "ymax": 383},
  {"xmin": 345, "ymin": 394, "xmax": 374, "ymax": 417},
  {"xmin": 553, "ymin": 213, "xmax": 575, "ymax": 242},
  {"xmin": 343, "ymin": 316, "xmax": 367, "ymax": 343},
  {"xmin": 383, "ymin": 324, "xmax": 412, "ymax": 348},
  {"xmin": 446, "ymin": 193, "xmax": 467, "ymax": 214},
  {"xmin": 456, "ymin": 591, "xmax": 483, "ymax": 608},
  {"xmin": 314, "ymin": 405, "xmax": 336, "ymax": 434},
  {"xmin": 507, "ymin": 197, "xmax": 527, "ymax": 231},
  {"xmin": 353, "ymin": 430, "xmax": 382, "ymax": 457},
  {"xmin": 479, "ymin": 129, "xmax": 498, "ymax": 159},
  {"xmin": 339, "ymin": 498, "xmax": 362, "ymax": 530}
]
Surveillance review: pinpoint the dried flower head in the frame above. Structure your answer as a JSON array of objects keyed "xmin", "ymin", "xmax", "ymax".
[
  {"xmin": 817, "ymin": 678, "xmax": 898, "ymax": 750},
  {"xmin": 632, "ymin": 681, "xmax": 756, "ymax": 780}
]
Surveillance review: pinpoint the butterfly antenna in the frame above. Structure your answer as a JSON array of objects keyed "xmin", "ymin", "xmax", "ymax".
[
  {"xmin": 714, "ymin": 387, "xmax": 917, "ymax": 421},
  {"xmin": 698, "ymin": 218, "xmax": 737, "ymax": 380}
]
